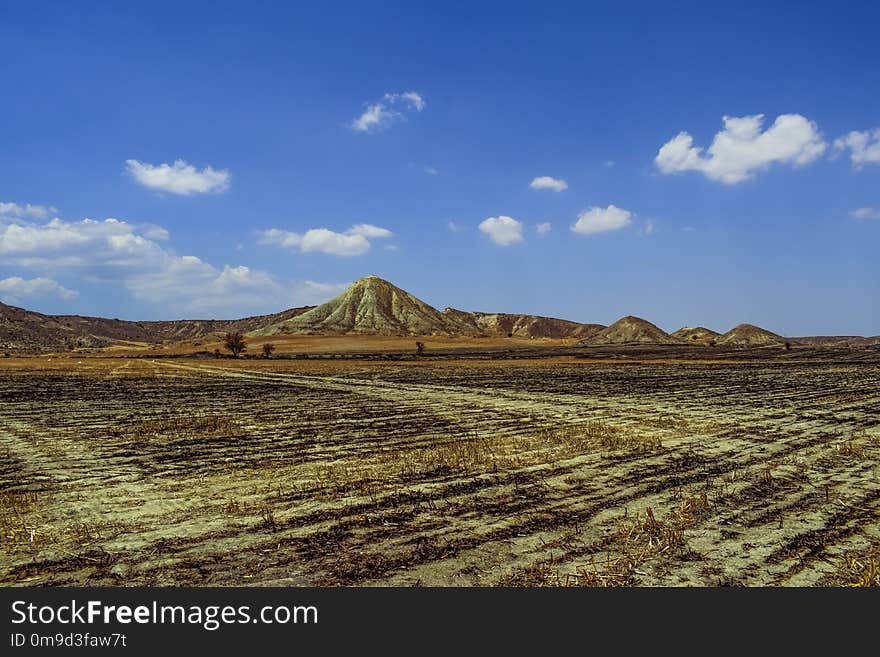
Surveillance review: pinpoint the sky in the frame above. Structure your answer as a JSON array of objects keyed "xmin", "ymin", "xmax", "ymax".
[{"xmin": 0, "ymin": 1, "xmax": 878, "ymax": 335}]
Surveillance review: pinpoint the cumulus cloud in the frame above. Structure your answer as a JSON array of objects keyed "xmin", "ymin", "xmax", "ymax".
[
  {"xmin": 447, "ymin": 221, "xmax": 464, "ymax": 233},
  {"xmin": 0, "ymin": 218, "xmax": 187, "ymax": 274},
  {"xmin": 292, "ymin": 280, "xmax": 349, "ymax": 305},
  {"xmin": 347, "ymin": 223, "xmax": 393, "ymax": 238},
  {"xmin": 479, "ymin": 216, "xmax": 523, "ymax": 246},
  {"xmin": 126, "ymin": 159, "xmax": 231, "ymax": 195},
  {"xmin": 257, "ymin": 224, "xmax": 392, "ymax": 256},
  {"xmin": 655, "ymin": 114, "xmax": 827, "ymax": 184},
  {"xmin": 851, "ymin": 207, "xmax": 880, "ymax": 220},
  {"xmin": 529, "ymin": 176, "xmax": 568, "ymax": 192},
  {"xmin": 125, "ymin": 260, "xmax": 279, "ymax": 314},
  {"xmin": 536, "ymin": 222, "xmax": 552, "ymax": 235},
  {"xmin": 0, "ymin": 276, "xmax": 77, "ymax": 304},
  {"xmin": 299, "ymin": 230, "xmax": 370, "ymax": 256},
  {"xmin": 351, "ymin": 91, "xmax": 425, "ymax": 133},
  {"xmin": 0, "ymin": 202, "xmax": 57, "ymax": 220},
  {"xmin": 141, "ymin": 224, "xmax": 170, "ymax": 240},
  {"xmin": 0, "ymin": 215, "xmax": 282, "ymax": 314},
  {"xmin": 834, "ymin": 129, "xmax": 880, "ymax": 168},
  {"xmin": 571, "ymin": 205, "xmax": 633, "ymax": 235}
]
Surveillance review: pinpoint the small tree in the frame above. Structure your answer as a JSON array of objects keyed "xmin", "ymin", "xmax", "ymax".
[
  {"xmin": 223, "ymin": 331, "xmax": 247, "ymax": 358},
  {"xmin": 415, "ymin": 341, "xmax": 425, "ymax": 356},
  {"xmin": 262, "ymin": 342, "xmax": 276, "ymax": 358}
]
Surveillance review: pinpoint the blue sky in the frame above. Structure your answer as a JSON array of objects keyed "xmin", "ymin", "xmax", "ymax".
[{"xmin": 0, "ymin": 1, "xmax": 878, "ymax": 335}]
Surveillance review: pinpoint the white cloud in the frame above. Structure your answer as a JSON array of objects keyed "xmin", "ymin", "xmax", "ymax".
[
  {"xmin": 571, "ymin": 205, "xmax": 633, "ymax": 235},
  {"xmin": 299, "ymin": 230, "xmax": 370, "ymax": 256},
  {"xmin": 0, "ymin": 216, "xmax": 283, "ymax": 314},
  {"xmin": 536, "ymin": 222, "xmax": 552, "ymax": 235},
  {"xmin": 603, "ymin": 160, "xmax": 615, "ymax": 168},
  {"xmin": 389, "ymin": 91, "xmax": 425, "ymax": 111},
  {"xmin": 424, "ymin": 166, "xmax": 439, "ymax": 175},
  {"xmin": 347, "ymin": 223, "xmax": 393, "ymax": 238},
  {"xmin": 447, "ymin": 221, "xmax": 464, "ymax": 233},
  {"xmin": 640, "ymin": 219, "xmax": 656, "ymax": 236},
  {"xmin": 529, "ymin": 176, "xmax": 568, "ymax": 192},
  {"xmin": 351, "ymin": 104, "xmax": 392, "ymax": 133},
  {"xmin": 0, "ymin": 276, "xmax": 77, "ymax": 304},
  {"xmin": 352, "ymin": 91, "xmax": 425, "ymax": 133},
  {"xmin": 0, "ymin": 202, "xmax": 57, "ymax": 220},
  {"xmin": 655, "ymin": 114, "xmax": 827, "ymax": 184},
  {"xmin": 141, "ymin": 224, "xmax": 170, "ymax": 240},
  {"xmin": 479, "ymin": 216, "xmax": 523, "ymax": 246},
  {"xmin": 124, "ymin": 260, "xmax": 278, "ymax": 313},
  {"xmin": 126, "ymin": 159, "xmax": 231, "ymax": 195},
  {"xmin": 383, "ymin": 244, "xmax": 399, "ymax": 251},
  {"xmin": 851, "ymin": 207, "xmax": 880, "ymax": 220},
  {"xmin": 257, "ymin": 224, "xmax": 392, "ymax": 256},
  {"xmin": 834, "ymin": 129, "xmax": 880, "ymax": 168},
  {"xmin": 0, "ymin": 218, "xmax": 130, "ymax": 261},
  {"xmin": 292, "ymin": 280, "xmax": 349, "ymax": 306}
]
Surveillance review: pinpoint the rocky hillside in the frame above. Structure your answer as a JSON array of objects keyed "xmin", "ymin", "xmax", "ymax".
[
  {"xmin": 443, "ymin": 308, "xmax": 605, "ymax": 339},
  {"xmin": 580, "ymin": 315, "xmax": 680, "ymax": 345},
  {"xmin": 252, "ymin": 276, "xmax": 479, "ymax": 336},
  {"xmin": 0, "ymin": 301, "xmax": 313, "ymax": 352},
  {"xmin": 716, "ymin": 323, "xmax": 784, "ymax": 347},
  {"xmin": 671, "ymin": 326, "xmax": 721, "ymax": 345},
  {"xmin": 2, "ymin": 275, "xmax": 874, "ymax": 351}
]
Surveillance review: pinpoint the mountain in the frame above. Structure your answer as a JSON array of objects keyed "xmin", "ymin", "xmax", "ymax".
[
  {"xmin": 133, "ymin": 306, "xmax": 315, "ymax": 341},
  {"xmin": 2, "ymin": 276, "xmax": 875, "ymax": 352},
  {"xmin": 0, "ymin": 301, "xmax": 313, "ymax": 352},
  {"xmin": 716, "ymin": 323, "xmax": 784, "ymax": 347},
  {"xmin": 671, "ymin": 326, "xmax": 721, "ymax": 345},
  {"xmin": 252, "ymin": 275, "xmax": 479, "ymax": 336},
  {"xmin": 580, "ymin": 315, "xmax": 679, "ymax": 345},
  {"xmin": 442, "ymin": 308, "xmax": 605, "ymax": 339}
]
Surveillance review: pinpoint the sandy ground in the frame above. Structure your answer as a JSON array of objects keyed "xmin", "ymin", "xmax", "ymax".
[{"xmin": 1, "ymin": 349, "xmax": 878, "ymax": 587}]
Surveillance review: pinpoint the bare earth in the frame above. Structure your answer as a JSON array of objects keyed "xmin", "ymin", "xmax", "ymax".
[{"xmin": 1, "ymin": 346, "xmax": 879, "ymax": 587}]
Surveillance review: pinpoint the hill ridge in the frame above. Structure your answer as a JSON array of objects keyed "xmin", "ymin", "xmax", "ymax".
[
  {"xmin": 2, "ymin": 276, "xmax": 877, "ymax": 351},
  {"xmin": 251, "ymin": 276, "xmax": 478, "ymax": 336},
  {"xmin": 580, "ymin": 315, "xmax": 680, "ymax": 345}
]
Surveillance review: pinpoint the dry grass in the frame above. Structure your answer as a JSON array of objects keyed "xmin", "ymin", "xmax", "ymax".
[
  {"xmin": 825, "ymin": 429, "xmax": 879, "ymax": 462},
  {"xmin": 499, "ymin": 490, "xmax": 714, "ymax": 587},
  {"xmin": 108, "ymin": 413, "xmax": 246, "ymax": 442},
  {"xmin": 381, "ymin": 422, "xmax": 664, "ymax": 481},
  {"xmin": 0, "ymin": 490, "xmax": 42, "ymax": 549},
  {"xmin": 823, "ymin": 543, "xmax": 880, "ymax": 587}
]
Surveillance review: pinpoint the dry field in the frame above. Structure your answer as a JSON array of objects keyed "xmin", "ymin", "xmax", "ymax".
[
  {"xmin": 98, "ymin": 333, "xmax": 575, "ymax": 357},
  {"xmin": 1, "ymin": 348, "xmax": 879, "ymax": 587}
]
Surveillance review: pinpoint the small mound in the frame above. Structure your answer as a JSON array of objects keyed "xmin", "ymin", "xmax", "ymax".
[
  {"xmin": 671, "ymin": 326, "xmax": 721, "ymax": 345},
  {"xmin": 580, "ymin": 316, "xmax": 678, "ymax": 345},
  {"xmin": 716, "ymin": 323, "xmax": 783, "ymax": 347}
]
